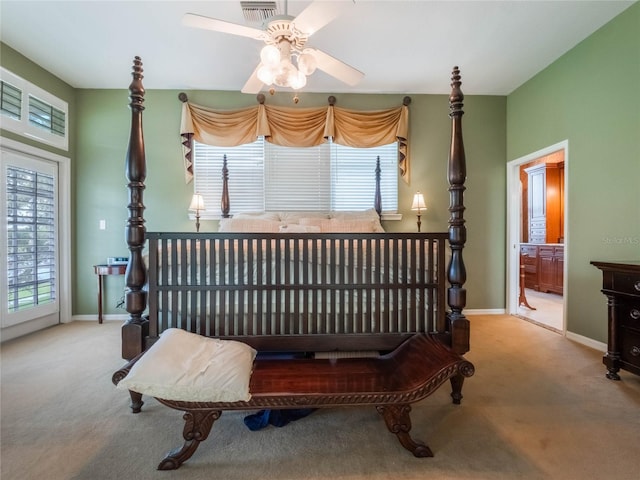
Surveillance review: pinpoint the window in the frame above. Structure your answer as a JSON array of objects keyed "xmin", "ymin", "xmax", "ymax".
[
  {"xmin": 0, "ymin": 68, "xmax": 68, "ymax": 150},
  {"xmin": 193, "ymin": 138, "xmax": 398, "ymax": 218}
]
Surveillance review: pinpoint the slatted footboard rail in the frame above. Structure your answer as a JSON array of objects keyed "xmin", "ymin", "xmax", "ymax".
[{"xmin": 145, "ymin": 232, "xmax": 448, "ymax": 353}]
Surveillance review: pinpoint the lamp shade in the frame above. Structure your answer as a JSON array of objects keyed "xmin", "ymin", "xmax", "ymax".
[
  {"xmin": 411, "ymin": 192, "xmax": 426, "ymax": 211},
  {"xmin": 189, "ymin": 193, "xmax": 205, "ymax": 211}
]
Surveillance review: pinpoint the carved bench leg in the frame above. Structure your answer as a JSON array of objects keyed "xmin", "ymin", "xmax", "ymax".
[
  {"xmin": 158, "ymin": 409, "xmax": 222, "ymax": 470},
  {"xmin": 450, "ymin": 373, "xmax": 465, "ymax": 405},
  {"xmin": 129, "ymin": 390, "xmax": 144, "ymax": 413},
  {"xmin": 376, "ymin": 405, "xmax": 433, "ymax": 457}
]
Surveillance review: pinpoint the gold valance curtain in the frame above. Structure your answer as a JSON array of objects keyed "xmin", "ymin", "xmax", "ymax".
[{"xmin": 180, "ymin": 99, "xmax": 409, "ymax": 183}]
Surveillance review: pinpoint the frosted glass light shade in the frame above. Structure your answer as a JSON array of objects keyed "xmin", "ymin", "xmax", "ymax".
[
  {"xmin": 257, "ymin": 64, "xmax": 276, "ymax": 85},
  {"xmin": 260, "ymin": 45, "xmax": 280, "ymax": 66},
  {"xmin": 274, "ymin": 60, "xmax": 296, "ymax": 87},
  {"xmin": 289, "ymin": 70, "xmax": 307, "ymax": 90},
  {"xmin": 297, "ymin": 51, "xmax": 317, "ymax": 76}
]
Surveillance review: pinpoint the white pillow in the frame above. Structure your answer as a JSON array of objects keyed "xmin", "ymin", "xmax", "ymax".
[
  {"xmin": 321, "ymin": 218, "xmax": 378, "ymax": 233},
  {"xmin": 279, "ymin": 224, "xmax": 321, "ymax": 233},
  {"xmin": 116, "ymin": 328, "xmax": 257, "ymax": 402},
  {"xmin": 298, "ymin": 217, "xmax": 325, "ymax": 229},
  {"xmin": 329, "ymin": 209, "xmax": 385, "ymax": 232},
  {"xmin": 218, "ymin": 218, "xmax": 281, "ymax": 233},
  {"xmin": 232, "ymin": 212, "xmax": 282, "ymax": 222},
  {"xmin": 279, "ymin": 211, "xmax": 329, "ymax": 223}
]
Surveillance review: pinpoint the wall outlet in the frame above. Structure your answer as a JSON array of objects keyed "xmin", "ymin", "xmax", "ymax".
[{"xmin": 99, "ymin": 219, "xmax": 106, "ymax": 230}]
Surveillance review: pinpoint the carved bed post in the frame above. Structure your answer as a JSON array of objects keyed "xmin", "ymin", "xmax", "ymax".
[
  {"xmin": 446, "ymin": 66, "xmax": 470, "ymax": 355},
  {"xmin": 122, "ymin": 56, "xmax": 149, "ymax": 360},
  {"xmin": 221, "ymin": 154, "xmax": 230, "ymax": 218},
  {"xmin": 374, "ymin": 156, "xmax": 382, "ymax": 216}
]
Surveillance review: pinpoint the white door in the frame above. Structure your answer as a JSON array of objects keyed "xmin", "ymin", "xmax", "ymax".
[{"xmin": 1, "ymin": 148, "xmax": 60, "ymax": 331}]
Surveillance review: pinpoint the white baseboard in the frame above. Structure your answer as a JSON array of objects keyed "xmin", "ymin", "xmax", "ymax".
[
  {"xmin": 1, "ymin": 315, "xmax": 58, "ymax": 342},
  {"xmin": 566, "ymin": 331, "xmax": 606, "ymax": 352},
  {"xmin": 465, "ymin": 308, "xmax": 506, "ymax": 315},
  {"xmin": 72, "ymin": 314, "xmax": 129, "ymax": 322}
]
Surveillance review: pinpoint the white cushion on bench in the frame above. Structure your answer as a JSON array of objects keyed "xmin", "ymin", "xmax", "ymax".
[{"xmin": 117, "ymin": 328, "xmax": 257, "ymax": 402}]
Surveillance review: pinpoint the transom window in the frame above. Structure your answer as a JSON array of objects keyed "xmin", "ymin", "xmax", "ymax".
[
  {"xmin": 192, "ymin": 138, "xmax": 398, "ymax": 218},
  {"xmin": 0, "ymin": 68, "xmax": 68, "ymax": 151}
]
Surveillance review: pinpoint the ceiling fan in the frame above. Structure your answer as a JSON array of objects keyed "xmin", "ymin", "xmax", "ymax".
[{"xmin": 182, "ymin": 0, "xmax": 364, "ymax": 94}]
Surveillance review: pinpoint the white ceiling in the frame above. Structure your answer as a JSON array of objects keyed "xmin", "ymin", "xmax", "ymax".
[{"xmin": 0, "ymin": 1, "xmax": 635, "ymax": 95}]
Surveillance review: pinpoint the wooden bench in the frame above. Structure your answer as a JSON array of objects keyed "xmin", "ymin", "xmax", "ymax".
[{"xmin": 113, "ymin": 333, "xmax": 474, "ymax": 470}]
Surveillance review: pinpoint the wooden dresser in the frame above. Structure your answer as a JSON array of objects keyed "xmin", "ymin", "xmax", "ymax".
[{"xmin": 591, "ymin": 261, "xmax": 640, "ymax": 380}]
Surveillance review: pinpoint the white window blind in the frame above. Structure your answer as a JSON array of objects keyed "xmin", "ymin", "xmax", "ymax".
[
  {"xmin": 192, "ymin": 138, "xmax": 398, "ymax": 218},
  {"xmin": 193, "ymin": 141, "xmax": 264, "ymax": 217},
  {"xmin": 1, "ymin": 80, "xmax": 22, "ymax": 120},
  {"xmin": 264, "ymin": 142, "xmax": 332, "ymax": 211},
  {"xmin": 330, "ymin": 142, "xmax": 398, "ymax": 211},
  {"xmin": 5, "ymin": 164, "xmax": 57, "ymax": 314},
  {"xmin": 29, "ymin": 95, "xmax": 66, "ymax": 137}
]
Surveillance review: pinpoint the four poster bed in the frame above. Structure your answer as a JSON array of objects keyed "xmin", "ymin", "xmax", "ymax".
[{"xmin": 113, "ymin": 57, "xmax": 474, "ymax": 470}]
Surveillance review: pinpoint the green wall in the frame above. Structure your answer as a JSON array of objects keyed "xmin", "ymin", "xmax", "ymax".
[{"xmin": 507, "ymin": 2, "xmax": 640, "ymax": 341}]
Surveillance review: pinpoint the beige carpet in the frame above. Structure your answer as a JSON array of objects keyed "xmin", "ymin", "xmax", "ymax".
[{"xmin": 1, "ymin": 315, "xmax": 639, "ymax": 480}]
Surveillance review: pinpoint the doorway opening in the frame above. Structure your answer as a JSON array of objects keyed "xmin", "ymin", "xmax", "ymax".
[{"xmin": 506, "ymin": 141, "xmax": 568, "ymax": 333}]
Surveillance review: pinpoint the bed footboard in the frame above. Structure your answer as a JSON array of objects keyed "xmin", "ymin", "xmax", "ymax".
[{"xmin": 140, "ymin": 232, "xmax": 448, "ymax": 353}]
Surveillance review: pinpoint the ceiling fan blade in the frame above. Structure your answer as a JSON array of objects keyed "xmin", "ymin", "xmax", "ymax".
[
  {"xmin": 241, "ymin": 65, "xmax": 264, "ymax": 94},
  {"xmin": 292, "ymin": 1, "xmax": 354, "ymax": 35},
  {"xmin": 182, "ymin": 13, "xmax": 265, "ymax": 39},
  {"xmin": 307, "ymin": 48, "xmax": 364, "ymax": 86}
]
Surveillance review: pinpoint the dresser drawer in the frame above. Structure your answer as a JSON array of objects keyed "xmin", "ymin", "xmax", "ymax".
[
  {"xmin": 618, "ymin": 302, "xmax": 640, "ymax": 329},
  {"xmin": 530, "ymin": 233, "xmax": 546, "ymax": 244},
  {"xmin": 620, "ymin": 327, "xmax": 640, "ymax": 369},
  {"xmin": 539, "ymin": 246, "xmax": 554, "ymax": 257},
  {"xmin": 520, "ymin": 245, "xmax": 538, "ymax": 258},
  {"xmin": 612, "ymin": 273, "xmax": 640, "ymax": 296}
]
